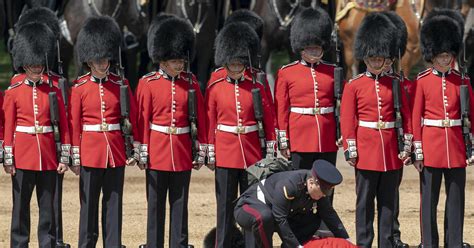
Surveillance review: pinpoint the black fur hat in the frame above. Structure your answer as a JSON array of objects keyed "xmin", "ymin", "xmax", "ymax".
[
  {"xmin": 224, "ymin": 9, "xmax": 264, "ymax": 39},
  {"xmin": 354, "ymin": 12, "xmax": 397, "ymax": 60},
  {"xmin": 75, "ymin": 16, "xmax": 122, "ymax": 64},
  {"xmin": 16, "ymin": 7, "xmax": 60, "ymax": 39},
  {"xmin": 290, "ymin": 7, "xmax": 333, "ymax": 53},
  {"xmin": 382, "ymin": 11, "xmax": 408, "ymax": 58},
  {"xmin": 425, "ymin": 8, "xmax": 464, "ymax": 38},
  {"xmin": 12, "ymin": 22, "xmax": 56, "ymax": 71},
  {"xmin": 214, "ymin": 22, "xmax": 260, "ymax": 66},
  {"xmin": 421, "ymin": 14, "xmax": 462, "ymax": 62},
  {"xmin": 148, "ymin": 16, "xmax": 195, "ymax": 63}
]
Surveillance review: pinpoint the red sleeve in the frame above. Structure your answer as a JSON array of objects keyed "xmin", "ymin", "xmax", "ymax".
[
  {"xmin": 259, "ymin": 84, "xmax": 276, "ymax": 142},
  {"xmin": 467, "ymin": 78, "xmax": 474, "ymax": 136},
  {"xmin": 0, "ymin": 92, "xmax": 4, "ymax": 141},
  {"xmin": 400, "ymin": 82, "xmax": 413, "ymax": 135},
  {"xmin": 68, "ymin": 83, "xmax": 83, "ymax": 148},
  {"xmin": 194, "ymin": 82, "xmax": 208, "ymax": 144},
  {"xmin": 206, "ymin": 85, "xmax": 217, "ymax": 146},
  {"xmin": 126, "ymin": 79, "xmax": 139, "ymax": 141},
  {"xmin": 412, "ymin": 79, "xmax": 424, "ymax": 143},
  {"xmin": 56, "ymin": 88, "xmax": 70, "ymax": 145},
  {"xmin": 137, "ymin": 82, "xmax": 152, "ymax": 146},
  {"xmin": 340, "ymin": 81, "xmax": 358, "ymax": 153},
  {"xmin": 274, "ymin": 69, "xmax": 290, "ymax": 133},
  {"xmin": 3, "ymin": 90, "xmax": 16, "ymax": 148}
]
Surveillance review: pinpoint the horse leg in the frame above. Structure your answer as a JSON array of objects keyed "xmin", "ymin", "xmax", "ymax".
[
  {"xmin": 396, "ymin": 0, "xmax": 422, "ymax": 75},
  {"xmin": 125, "ymin": 48, "xmax": 139, "ymax": 90}
]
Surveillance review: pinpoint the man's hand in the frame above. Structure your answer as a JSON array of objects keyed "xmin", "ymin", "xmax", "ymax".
[
  {"xmin": 413, "ymin": 160, "xmax": 424, "ymax": 172},
  {"xmin": 398, "ymin": 152, "xmax": 412, "ymax": 166},
  {"xmin": 70, "ymin": 166, "xmax": 80, "ymax": 176},
  {"xmin": 126, "ymin": 157, "xmax": 138, "ymax": 167},
  {"xmin": 280, "ymin": 148, "xmax": 291, "ymax": 159},
  {"xmin": 206, "ymin": 163, "xmax": 215, "ymax": 171},
  {"xmin": 192, "ymin": 161, "xmax": 203, "ymax": 170},
  {"xmin": 347, "ymin": 158, "xmax": 356, "ymax": 167},
  {"xmin": 4, "ymin": 165, "xmax": 15, "ymax": 176},
  {"xmin": 336, "ymin": 137, "xmax": 343, "ymax": 148},
  {"xmin": 57, "ymin": 163, "xmax": 68, "ymax": 174}
]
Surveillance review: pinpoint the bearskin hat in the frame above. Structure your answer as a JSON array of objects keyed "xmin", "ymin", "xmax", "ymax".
[
  {"xmin": 425, "ymin": 8, "xmax": 464, "ymax": 38},
  {"xmin": 214, "ymin": 22, "xmax": 260, "ymax": 66},
  {"xmin": 147, "ymin": 13, "xmax": 175, "ymax": 61},
  {"xmin": 354, "ymin": 12, "xmax": 397, "ymax": 60},
  {"xmin": 76, "ymin": 16, "xmax": 122, "ymax": 64},
  {"xmin": 421, "ymin": 14, "xmax": 462, "ymax": 62},
  {"xmin": 16, "ymin": 7, "xmax": 60, "ymax": 39},
  {"xmin": 148, "ymin": 16, "xmax": 195, "ymax": 63},
  {"xmin": 290, "ymin": 7, "xmax": 333, "ymax": 53},
  {"xmin": 382, "ymin": 11, "xmax": 408, "ymax": 58},
  {"xmin": 224, "ymin": 9, "xmax": 264, "ymax": 39},
  {"xmin": 12, "ymin": 22, "xmax": 56, "ymax": 71}
]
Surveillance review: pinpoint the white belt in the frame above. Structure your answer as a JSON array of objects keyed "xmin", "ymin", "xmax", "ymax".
[
  {"xmin": 290, "ymin": 106, "xmax": 334, "ymax": 115},
  {"xmin": 150, "ymin": 124, "xmax": 190, "ymax": 135},
  {"xmin": 423, "ymin": 118, "xmax": 462, "ymax": 127},
  {"xmin": 217, "ymin": 124, "xmax": 258, "ymax": 134},
  {"xmin": 16, "ymin": 125, "xmax": 53, "ymax": 134},
  {"xmin": 83, "ymin": 123, "xmax": 121, "ymax": 132},
  {"xmin": 359, "ymin": 120, "xmax": 395, "ymax": 129}
]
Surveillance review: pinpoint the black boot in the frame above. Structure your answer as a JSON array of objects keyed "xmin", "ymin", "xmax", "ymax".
[{"xmin": 394, "ymin": 240, "xmax": 409, "ymax": 248}]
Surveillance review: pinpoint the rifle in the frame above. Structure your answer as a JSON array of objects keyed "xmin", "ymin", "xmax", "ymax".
[
  {"xmin": 393, "ymin": 50, "xmax": 405, "ymax": 155},
  {"xmin": 187, "ymin": 51, "xmax": 199, "ymax": 163},
  {"xmin": 460, "ymin": 43, "xmax": 472, "ymax": 160},
  {"xmin": 56, "ymin": 40, "xmax": 69, "ymax": 109},
  {"xmin": 333, "ymin": 23, "xmax": 343, "ymax": 142},
  {"xmin": 118, "ymin": 46, "xmax": 134, "ymax": 159},
  {"xmin": 249, "ymin": 50, "xmax": 267, "ymax": 157},
  {"xmin": 46, "ymin": 53, "xmax": 62, "ymax": 162},
  {"xmin": 256, "ymin": 55, "xmax": 267, "ymax": 89}
]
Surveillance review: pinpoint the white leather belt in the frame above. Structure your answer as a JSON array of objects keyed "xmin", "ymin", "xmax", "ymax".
[
  {"xmin": 359, "ymin": 120, "xmax": 395, "ymax": 129},
  {"xmin": 217, "ymin": 124, "xmax": 258, "ymax": 134},
  {"xmin": 290, "ymin": 106, "xmax": 334, "ymax": 115},
  {"xmin": 150, "ymin": 124, "xmax": 190, "ymax": 135},
  {"xmin": 423, "ymin": 118, "xmax": 461, "ymax": 127},
  {"xmin": 83, "ymin": 123, "xmax": 121, "ymax": 132},
  {"xmin": 16, "ymin": 125, "xmax": 53, "ymax": 134}
]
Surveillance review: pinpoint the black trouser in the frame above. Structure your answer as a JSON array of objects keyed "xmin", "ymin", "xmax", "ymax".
[
  {"xmin": 54, "ymin": 173, "xmax": 67, "ymax": 245},
  {"xmin": 355, "ymin": 168, "xmax": 399, "ymax": 248},
  {"xmin": 11, "ymin": 169, "xmax": 57, "ymax": 248},
  {"xmin": 393, "ymin": 167, "xmax": 404, "ymax": 242},
  {"xmin": 215, "ymin": 167, "xmax": 249, "ymax": 248},
  {"xmin": 420, "ymin": 166, "xmax": 465, "ymax": 248},
  {"xmin": 291, "ymin": 151, "xmax": 337, "ymax": 232},
  {"xmin": 234, "ymin": 196, "xmax": 323, "ymax": 248},
  {"xmin": 78, "ymin": 166, "xmax": 125, "ymax": 248},
  {"xmin": 146, "ymin": 169, "xmax": 191, "ymax": 248}
]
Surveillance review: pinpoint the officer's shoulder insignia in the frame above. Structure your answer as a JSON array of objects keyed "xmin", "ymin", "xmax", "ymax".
[
  {"xmin": 283, "ymin": 186, "xmax": 295, "ymax": 200},
  {"xmin": 7, "ymin": 82, "xmax": 22, "ymax": 90},
  {"xmin": 348, "ymin": 73, "xmax": 364, "ymax": 84},
  {"xmin": 321, "ymin": 60, "xmax": 336, "ymax": 67},
  {"xmin": 77, "ymin": 72, "xmax": 90, "ymax": 80},
  {"xmin": 208, "ymin": 77, "xmax": 225, "ymax": 88},
  {"xmin": 214, "ymin": 67, "xmax": 224, "ymax": 72},
  {"xmin": 416, "ymin": 68, "xmax": 431, "ymax": 80},
  {"xmin": 280, "ymin": 61, "xmax": 299, "ymax": 70}
]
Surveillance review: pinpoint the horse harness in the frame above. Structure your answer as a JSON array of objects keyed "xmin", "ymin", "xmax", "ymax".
[
  {"xmin": 88, "ymin": 0, "xmax": 123, "ymax": 18},
  {"xmin": 179, "ymin": 0, "xmax": 210, "ymax": 34},
  {"xmin": 270, "ymin": 0, "xmax": 301, "ymax": 30}
]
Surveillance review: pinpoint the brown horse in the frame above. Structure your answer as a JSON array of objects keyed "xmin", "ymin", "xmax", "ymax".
[{"xmin": 336, "ymin": 0, "xmax": 422, "ymax": 78}]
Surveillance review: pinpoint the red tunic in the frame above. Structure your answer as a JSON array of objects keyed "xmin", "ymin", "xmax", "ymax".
[
  {"xmin": 3, "ymin": 74, "xmax": 70, "ymax": 171},
  {"xmin": 206, "ymin": 74, "xmax": 276, "ymax": 169},
  {"xmin": 69, "ymin": 73, "xmax": 138, "ymax": 169},
  {"xmin": 412, "ymin": 68, "xmax": 474, "ymax": 169},
  {"xmin": 340, "ymin": 72, "xmax": 413, "ymax": 171},
  {"xmin": 137, "ymin": 70, "xmax": 207, "ymax": 171},
  {"xmin": 274, "ymin": 60, "xmax": 340, "ymax": 153}
]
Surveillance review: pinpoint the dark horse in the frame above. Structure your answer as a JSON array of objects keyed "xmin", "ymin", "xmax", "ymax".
[{"xmin": 62, "ymin": 0, "xmax": 148, "ymax": 88}]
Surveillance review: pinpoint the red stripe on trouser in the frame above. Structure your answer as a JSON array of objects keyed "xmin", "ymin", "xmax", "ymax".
[{"xmin": 242, "ymin": 204, "xmax": 271, "ymax": 248}]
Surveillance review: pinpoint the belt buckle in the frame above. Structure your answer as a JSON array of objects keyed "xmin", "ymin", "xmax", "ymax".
[
  {"xmin": 169, "ymin": 126, "xmax": 177, "ymax": 134},
  {"xmin": 35, "ymin": 126, "xmax": 43, "ymax": 134},
  {"xmin": 313, "ymin": 107, "xmax": 320, "ymax": 115},
  {"xmin": 100, "ymin": 123, "xmax": 109, "ymax": 131},
  {"xmin": 377, "ymin": 121, "xmax": 386, "ymax": 129},
  {"xmin": 442, "ymin": 119, "xmax": 450, "ymax": 127},
  {"xmin": 236, "ymin": 126, "xmax": 245, "ymax": 134}
]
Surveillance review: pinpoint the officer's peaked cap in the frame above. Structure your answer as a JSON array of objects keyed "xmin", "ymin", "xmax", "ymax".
[
  {"xmin": 311, "ymin": 160, "xmax": 342, "ymax": 195},
  {"xmin": 290, "ymin": 7, "xmax": 333, "ymax": 53}
]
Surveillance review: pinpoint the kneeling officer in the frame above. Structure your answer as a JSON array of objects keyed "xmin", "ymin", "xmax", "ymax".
[{"xmin": 234, "ymin": 159, "xmax": 349, "ymax": 248}]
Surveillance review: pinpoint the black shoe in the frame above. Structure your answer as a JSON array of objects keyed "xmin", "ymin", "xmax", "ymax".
[
  {"xmin": 121, "ymin": 245, "xmax": 126, "ymax": 248},
  {"xmin": 394, "ymin": 240, "xmax": 409, "ymax": 248},
  {"xmin": 463, "ymin": 242, "xmax": 471, "ymax": 248},
  {"xmin": 139, "ymin": 245, "xmax": 146, "ymax": 248},
  {"xmin": 56, "ymin": 242, "xmax": 71, "ymax": 248},
  {"xmin": 418, "ymin": 243, "xmax": 423, "ymax": 248},
  {"xmin": 188, "ymin": 245, "xmax": 195, "ymax": 248}
]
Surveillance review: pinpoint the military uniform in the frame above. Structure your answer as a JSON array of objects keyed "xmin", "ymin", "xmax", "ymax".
[
  {"xmin": 341, "ymin": 12, "xmax": 413, "ymax": 248},
  {"xmin": 234, "ymin": 160, "xmax": 349, "ymax": 248},
  {"xmin": 4, "ymin": 21, "xmax": 71, "ymax": 248},
  {"xmin": 138, "ymin": 16, "xmax": 206, "ymax": 248},
  {"xmin": 72, "ymin": 16, "xmax": 139, "ymax": 248},
  {"xmin": 208, "ymin": 21, "xmax": 276, "ymax": 248}
]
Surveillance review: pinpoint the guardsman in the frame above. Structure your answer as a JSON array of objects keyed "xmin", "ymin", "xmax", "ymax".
[
  {"xmin": 414, "ymin": 9, "xmax": 473, "ymax": 248},
  {"xmin": 340, "ymin": 12, "xmax": 413, "ymax": 247},
  {"xmin": 206, "ymin": 22, "xmax": 276, "ymax": 248},
  {"xmin": 4, "ymin": 21, "xmax": 71, "ymax": 248},
  {"xmin": 380, "ymin": 11, "xmax": 412, "ymax": 248},
  {"xmin": 234, "ymin": 160, "xmax": 351, "ymax": 248},
  {"xmin": 70, "ymin": 16, "xmax": 139, "ymax": 248},
  {"xmin": 137, "ymin": 15, "xmax": 207, "ymax": 248}
]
